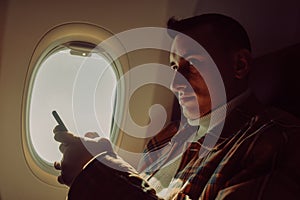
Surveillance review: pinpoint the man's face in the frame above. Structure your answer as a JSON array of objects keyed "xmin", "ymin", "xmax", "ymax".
[{"xmin": 170, "ymin": 33, "xmax": 234, "ymax": 120}]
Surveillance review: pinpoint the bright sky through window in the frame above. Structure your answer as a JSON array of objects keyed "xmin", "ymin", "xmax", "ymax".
[{"xmin": 29, "ymin": 49, "xmax": 117, "ymax": 164}]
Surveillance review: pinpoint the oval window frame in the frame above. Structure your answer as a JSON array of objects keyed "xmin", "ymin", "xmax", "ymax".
[{"xmin": 21, "ymin": 22, "xmax": 128, "ymax": 187}]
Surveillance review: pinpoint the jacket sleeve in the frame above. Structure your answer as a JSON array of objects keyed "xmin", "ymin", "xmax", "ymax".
[
  {"xmin": 216, "ymin": 171, "xmax": 300, "ymax": 200},
  {"xmin": 216, "ymin": 124, "xmax": 300, "ymax": 200},
  {"xmin": 68, "ymin": 151, "xmax": 162, "ymax": 200}
]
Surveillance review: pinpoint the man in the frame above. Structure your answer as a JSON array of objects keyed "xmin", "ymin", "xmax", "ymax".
[{"xmin": 54, "ymin": 14, "xmax": 300, "ymax": 199}]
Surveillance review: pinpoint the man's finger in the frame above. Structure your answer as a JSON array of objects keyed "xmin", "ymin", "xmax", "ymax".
[
  {"xmin": 57, "ymin": 175, "xmax": 65, "ymax": 185},
  {"xmin": 84, "ymin": 132, "xmax": 99, "ymax": 139},
  {"xmin": 54, "ymin": 161, "xmax": 62, "ymax": 170},
  {"xmin": 59, "ymin": 144, "xmax": 68, "ymax": 153},
  {"xmin": 54, "ymin": 132, "xmax": 76, "ymax": 143},
  {"xmin": 53, "ymin": 125, "xmax": 68, "ymax": 133}
]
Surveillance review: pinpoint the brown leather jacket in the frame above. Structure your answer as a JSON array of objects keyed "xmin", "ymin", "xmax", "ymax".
[{"xmin": 173, "ymin": 96, "xmax": 300, "ymax": 200}]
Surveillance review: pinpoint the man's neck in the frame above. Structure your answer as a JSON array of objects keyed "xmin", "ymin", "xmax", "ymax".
[
  {"xmin": 189, "ymin": 89, "xmax": 251, "ymax": 141},
  {"xmin": 188, "ymin": 89, "xmax": 251, "ymax": 126}
]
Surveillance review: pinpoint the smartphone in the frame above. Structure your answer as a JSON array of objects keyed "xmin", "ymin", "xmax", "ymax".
[{"xmin": 52, "ymin": 110, "xmax": 68, "ymax": 131}]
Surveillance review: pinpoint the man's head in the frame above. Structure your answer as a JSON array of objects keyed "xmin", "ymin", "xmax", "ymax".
[{"xmin": 168, "ymin": 13, "xmax": 252, "ymax": 119}]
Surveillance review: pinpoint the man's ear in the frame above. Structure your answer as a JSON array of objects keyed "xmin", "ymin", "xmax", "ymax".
[{"xmin": 233, "ymin": 49, "xmax": 252, "ymax": 79}]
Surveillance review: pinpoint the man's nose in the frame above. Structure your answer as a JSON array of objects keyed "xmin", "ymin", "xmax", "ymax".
[{"xmin": 170, "ymin": 71, "xmax": 188, "ymax": 93}]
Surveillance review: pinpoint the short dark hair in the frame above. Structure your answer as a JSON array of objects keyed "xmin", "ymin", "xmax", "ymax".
[{"xmin": 167, "ymin": 13, "xmax": 251, "ymax": 52}]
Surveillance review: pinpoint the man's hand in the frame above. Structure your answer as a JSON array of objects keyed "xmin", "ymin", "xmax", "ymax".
[{"xmin": 53, "ymin": 125, "xmax": 114, "ymax": 186}]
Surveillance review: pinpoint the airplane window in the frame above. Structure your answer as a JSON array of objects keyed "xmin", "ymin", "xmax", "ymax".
[
  {"xmin": 28, "ymin": 43, "xmax": 117, "ymax": 166},
  {"xmin": 21, "ymin": 23, "xmax": 126, "ymax": 185}
]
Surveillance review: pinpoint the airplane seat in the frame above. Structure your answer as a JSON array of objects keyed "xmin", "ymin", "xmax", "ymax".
[{"xmin": 249, "ymin": 43, "xmax": 300, "ymax": 118}]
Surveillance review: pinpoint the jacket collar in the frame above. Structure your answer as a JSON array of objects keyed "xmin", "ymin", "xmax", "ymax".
[{"xmin": 197, "ymin": 91, "xmax": 266, "ymax": 151}]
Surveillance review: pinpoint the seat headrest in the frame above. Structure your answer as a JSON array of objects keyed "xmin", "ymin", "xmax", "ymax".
[{"xmin": 250, "ymin": 43, "xmax": 300, "ymax": 117}]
